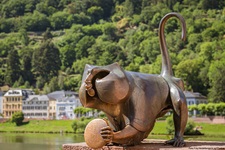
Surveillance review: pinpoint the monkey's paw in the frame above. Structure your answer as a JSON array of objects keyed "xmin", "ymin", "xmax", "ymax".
[
  {"xmin": 100, "ymin": 126, "xmax": 113, "ymax": 143},
  {"xmin": 165, "ymin": 137, "xmax": 186, "ymax": 147}
]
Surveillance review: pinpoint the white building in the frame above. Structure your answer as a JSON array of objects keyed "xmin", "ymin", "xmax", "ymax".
[
  {"xmin": 0, "ymin": 91, "xmax": 3, "ymax": 116},
  {"xmin": 56, "ymin": 95, "xmax": 81, "ymax": 119},
  {"xmin": 23, "ymin": 95, "xmax": 49, "ymax": 119},
  {"xmin": 184, "ymin": 91, "xmax": 208, "ymax": 105},
  {"xmin": 48, "ymin": 91, "xmax": 82, "ymax": 120},
  {"xmin": 184, "ymin": 91, "xmax": 208, "ymax": 116}
]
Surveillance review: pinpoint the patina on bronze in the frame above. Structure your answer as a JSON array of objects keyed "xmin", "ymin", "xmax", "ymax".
[{"xmin": 79, "ymin": 12, "xmax": 188, "ymax": 148}]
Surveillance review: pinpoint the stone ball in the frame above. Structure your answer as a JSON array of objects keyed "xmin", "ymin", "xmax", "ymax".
[{"xmin": 84, "ymin": 118, "xmax": 108, "ymax": 149}]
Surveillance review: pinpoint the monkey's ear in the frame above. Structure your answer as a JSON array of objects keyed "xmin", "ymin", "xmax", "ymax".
[{"xmin": 95, "ymin": 63, "xmax": 130, "ymax": 104}]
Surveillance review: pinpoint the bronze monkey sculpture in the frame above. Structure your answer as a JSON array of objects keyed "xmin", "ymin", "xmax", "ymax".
[{"xmin": 79, "ymin": 12, "xmax": 188, "ymax": 147}]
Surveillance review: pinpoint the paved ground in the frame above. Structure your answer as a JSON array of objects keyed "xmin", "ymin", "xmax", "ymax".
[{"xmin": 63, "ymin": 139, "xmax": 225, "ymax": 150}]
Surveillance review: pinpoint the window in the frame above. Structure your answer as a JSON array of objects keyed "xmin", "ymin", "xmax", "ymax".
[{"xmin": 59, "ymin": 107, "xmax": 65, "ymax": 111}]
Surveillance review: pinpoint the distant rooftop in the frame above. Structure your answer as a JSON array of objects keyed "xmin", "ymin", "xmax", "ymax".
[
  {"xmin": 26, "ymin": 95, "xmax": 49, "ymax": 101},
  {"xmin": 184, "ymin": 91, "xmax": 207, "ymax": 99},
  {"xmin": 4, "ymin": 90, "xmax": 22, "ymax": 96},
  {"xmin": 4, "ymin": 89, "xmax": 35, "ymax": 100},
  {"xmin": 47, "ymin": 90, "xmax": 78, "ymax": 100}
]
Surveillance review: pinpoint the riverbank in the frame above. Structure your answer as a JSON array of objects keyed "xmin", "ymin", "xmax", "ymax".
[
  {"xmin": 0, "ymin": 119, "xmax": 225, "ymax": 139},
  {"xmin": 0, "ymin": 119, "xmax": 74, "ymax": 133}
]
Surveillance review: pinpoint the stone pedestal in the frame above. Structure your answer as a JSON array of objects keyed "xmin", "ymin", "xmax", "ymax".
[{"xmin": 62, "ymin": 139, "xmax": 225, "ymax": 150}]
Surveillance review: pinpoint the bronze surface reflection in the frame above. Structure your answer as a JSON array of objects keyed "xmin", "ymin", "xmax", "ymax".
[{"xmin": 79, "ymin": 12, "xmax": 188, "ymax": 148}]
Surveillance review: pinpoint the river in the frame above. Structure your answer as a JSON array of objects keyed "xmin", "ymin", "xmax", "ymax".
[
  {"xmin": 0, "ymin": 133, "xmax": 84, "ymax": 150},
  {"xmin": 0, "ymin": 133, "xmax": 224, "ymax": 150}
]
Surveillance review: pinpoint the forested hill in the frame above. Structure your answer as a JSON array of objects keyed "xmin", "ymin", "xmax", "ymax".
[{"xmin": 0, "ymin": 0, "xmax": 225, "ymax": 102}]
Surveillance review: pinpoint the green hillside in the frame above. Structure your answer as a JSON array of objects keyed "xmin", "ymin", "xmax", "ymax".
[{"xmin": 0, "ymin": 0, "xmax": 225, "ymax": 102}]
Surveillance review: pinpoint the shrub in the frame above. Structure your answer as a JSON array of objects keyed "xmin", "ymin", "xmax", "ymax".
[
  {"xmin": 71, "ymin": 120, "xmax": 78, "ymax": 133},
  {"xmin": 71, "ymin": 118, "xmax": 93, "ymax": 133},
  {"xmin": 11, "ymin": 111, "xmax": 24, "ymax": 126},
  {"xmin": 166, "ymin": 115, "xmax": 202, "ymax": 135}
]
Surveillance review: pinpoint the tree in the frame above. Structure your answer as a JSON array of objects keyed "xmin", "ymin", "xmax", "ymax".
[
  {"xmin": 42, "ymin": 40, "xmax": 61, "ymax": 77},
  {"xmin": 206, "ymin": 103, "xmax": 215, "ymax": 116},
  {"xmin": 75, "ymin": 35, "xmax": 95, "ymax": 59},
  {"xmin": 123, "ymin": 0, "xmax": 134, "ymax": 17},
  {"xmin": 63, "ymin": 74, "xmax": 82, "ymax": 91},
  {"xmin": 24, "ymin": 81, "xmax": 30, "ymax": 88},
  {"xmin": 208, "ymin": 52, "xmax": 225, "ymax": 102},
  {"xmin": 19, "ymin": 28, "xmax": 29, "ymax": 46},
  {"xmin": 11, "ymin": 111, "xmax": 24, "ymax": 126},
  {"xmin": 36, "ymin": 2, "xmax": 57, "ymax": 16},
  {"xmin": 18, "ymin": 76, "xmax": 25, "ymax": 86},
  {"xmin": 24, "ymin": 10, "xmax": 50, "ymax": 31},
  {"xmin": 59, "ymin": 45, "xmax": 76, "ymax": 69},
  {"xmin": 202, "ymin": 28, "xmax": 219, "ymax": 42},
  {"xmin": 74, "ymin": 107, "xmax": 86, "ymax": 118},
  {"xmin": 175, "ymin": 58, "xmax": 205, "ymax": 92},
  {"xmin": 5, "ymin": 49, "xmax": 21, "ymax": 86},
  {"xmin": 188, "ymin": 105, "xmax": 198, "ymax": 116},
  {"xmin": 197, "ymin": 103, "xmax": 207, "ymax": 116},
  {"xmin": 20, "ymin": 47, "xmax": 33, "ymax": 84},
  {"xmin": 32, "ymin": 31, "xmax": 61, "ymax": 82},
  {"xmin": 214, "ymin": 102, "xmax": 225, "ymax": 116},
  {"xmin": 1, "ymin": 0, "xmax": 26, "ymax": 18},
  {"xmin": 50, "ymin": 11, "xmax": 70, "ymax": 30},
  {"xmin": 43, "ymin": 83, "xmax": 51, "ymax": 94},
  {"xmin": 36, "ymin": 76, "xmax": 46, "ymax": 89},
  {"xmin": 87, "ymin": 6, "xmax": 103, "ymax": 23},
  {"xmin": 48, "ymin": 77, "xmax": 60, "ymax": 92}
]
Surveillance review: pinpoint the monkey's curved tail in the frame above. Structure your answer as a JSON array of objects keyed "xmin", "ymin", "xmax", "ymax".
[{"xmin": 159, "ymin": 12, "xmax": 186, "ymax": 77}]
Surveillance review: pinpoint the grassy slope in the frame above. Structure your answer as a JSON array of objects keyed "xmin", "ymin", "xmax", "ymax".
[
  {"xmin": 149, "ymin": 121, "xmax": 225, "ymax": 141},
  {"xmin": 152, "ymin": 121, "xmax": 225, "ymax": 136}
]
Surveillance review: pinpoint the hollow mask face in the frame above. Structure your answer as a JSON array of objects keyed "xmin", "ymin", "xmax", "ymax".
[{"xmin": 79, "ymin": 63, "xmax": 130, "ymax": 108}]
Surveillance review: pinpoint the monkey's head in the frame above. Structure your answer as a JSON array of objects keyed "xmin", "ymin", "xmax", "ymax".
[{"xmin": 79, "ymin": 63, "xmax": 131, "ymax": 109}]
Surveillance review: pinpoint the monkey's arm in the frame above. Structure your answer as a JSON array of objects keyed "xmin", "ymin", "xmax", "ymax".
[{"xmin": 101, "ymin": 125, "xmax": 144, "ymax": 145}]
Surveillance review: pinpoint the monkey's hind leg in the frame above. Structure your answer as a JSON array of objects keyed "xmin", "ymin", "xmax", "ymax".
[{"xmin": 165, "ymin": 91, "xmax": 188, "ymax": 147}]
